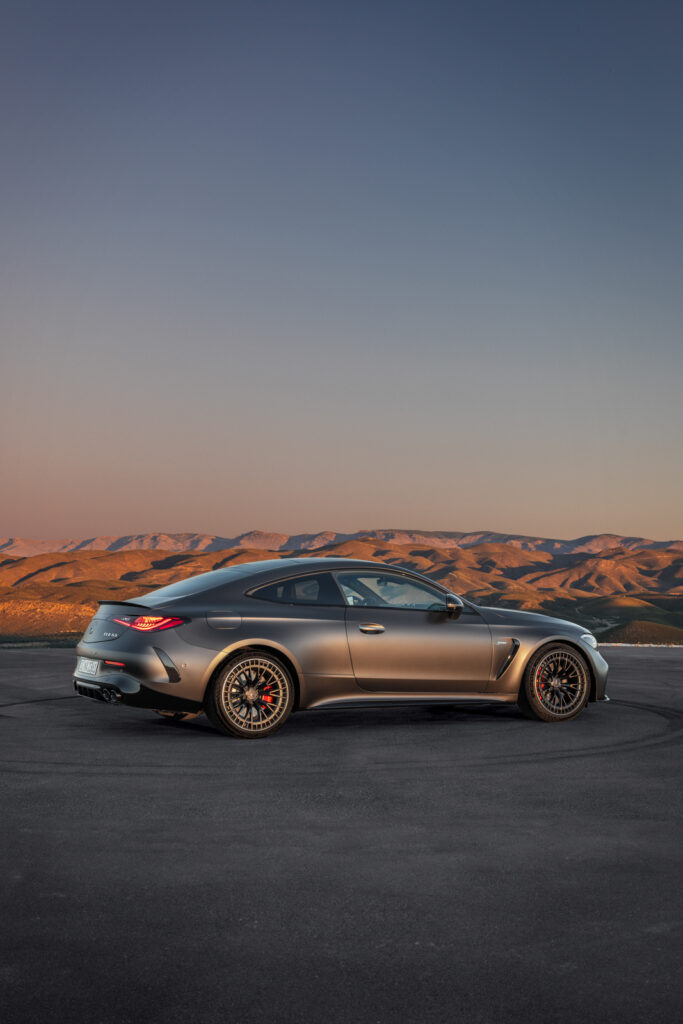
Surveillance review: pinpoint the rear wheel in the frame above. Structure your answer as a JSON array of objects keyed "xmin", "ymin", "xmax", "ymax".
[
  {"xmin": 205, "ymin": 652, "xmax": 294, "ymax": 738},
  {"xmin": 518, "ymin": 644, "xmax": 590, "ymax": 722}
]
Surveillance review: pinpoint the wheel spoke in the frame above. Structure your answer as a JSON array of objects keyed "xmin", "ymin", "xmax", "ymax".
[
  {"xmin": 221, "ymin": 657, "xmax": 290, "ymax": 732},
  {"xmin": 534, "ymin": 649, "xmax": 587, "ymax": 717}
]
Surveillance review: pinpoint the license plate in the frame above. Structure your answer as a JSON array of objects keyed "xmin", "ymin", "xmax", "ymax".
[{"xmin": 78, "ymin": 657, "xmax": 100, "ymax": 676}]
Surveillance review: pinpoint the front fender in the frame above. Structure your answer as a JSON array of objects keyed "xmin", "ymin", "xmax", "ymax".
[{"xmin": 493, "ymin": 633, "xmax": 608, "ymax": 702}]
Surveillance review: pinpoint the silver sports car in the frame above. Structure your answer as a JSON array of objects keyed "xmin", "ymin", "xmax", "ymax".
[{"xmin": 73, "ymin": 557, "xmax": 609, "ymax": 737}]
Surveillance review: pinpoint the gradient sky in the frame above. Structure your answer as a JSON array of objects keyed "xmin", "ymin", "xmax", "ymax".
[{"xmin": 1, "ymin": 0, "xmax": 682, "ymax": 541}]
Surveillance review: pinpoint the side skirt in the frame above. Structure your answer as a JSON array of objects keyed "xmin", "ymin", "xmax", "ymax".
[{"xmin": 306, "ymin": 693, "xmax": 517, "ymax": 711}]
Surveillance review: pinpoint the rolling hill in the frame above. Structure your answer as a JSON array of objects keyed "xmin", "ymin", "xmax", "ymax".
[{"xmin": 0, "ymin": 534, "xmax": 682, "ymax": 642}]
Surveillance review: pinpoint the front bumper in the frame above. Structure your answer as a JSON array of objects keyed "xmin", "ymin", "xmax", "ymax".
[
  {"xmin": 589, "ymin": 648, "xmax": 609, "ymax": 702},
  {"xmin": 73, "ymin": 671, "xmax": 202, "ymax": 713}
]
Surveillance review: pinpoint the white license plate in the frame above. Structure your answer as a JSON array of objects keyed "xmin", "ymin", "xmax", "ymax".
[{"xmin": 78, "ymin": 657, "xmax": 100, "ymax": 676}]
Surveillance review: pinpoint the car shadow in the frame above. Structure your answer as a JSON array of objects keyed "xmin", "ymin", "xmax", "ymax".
[{"xmin": 150, "ymin": 700, "xmax": 522, "ymax": 739}]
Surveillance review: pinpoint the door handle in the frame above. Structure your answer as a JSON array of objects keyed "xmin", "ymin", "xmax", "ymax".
[{"xmin": 359, "ymin": 623, "xmax": 385, "ymax": 634}]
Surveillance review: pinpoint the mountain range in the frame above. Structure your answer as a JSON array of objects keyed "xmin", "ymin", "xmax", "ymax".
[
  {"xmin": 0, "ymin": 530, "xmax": 682, "ymax": 644},
  {"xmin": 2, "ymin": 529, "xmax": 682, "ymax": 558}
]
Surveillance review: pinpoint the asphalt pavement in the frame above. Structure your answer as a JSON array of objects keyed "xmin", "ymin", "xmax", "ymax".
[{"xmin": 1, "ymin": 647, "xmax": 681, "ymax": 1024}]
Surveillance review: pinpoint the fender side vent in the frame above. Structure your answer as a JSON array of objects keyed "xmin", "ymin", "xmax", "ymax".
[{"xmin": 495, "ymin": 639, "xmax": 520, "ymax": 680}]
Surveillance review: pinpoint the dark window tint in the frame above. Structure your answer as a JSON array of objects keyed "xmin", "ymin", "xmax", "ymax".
[
  {"xmin": 252, "ymin": 572, "xmax": 344, "ymax": 606},
  {"xmin": 335, "ymin": 571, "xmax": 447, "ymax": 610}
]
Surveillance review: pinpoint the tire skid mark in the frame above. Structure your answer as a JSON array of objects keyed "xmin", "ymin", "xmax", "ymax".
[
  {"xmin": 0, "ymin": 695, "xmax": 75, "ymax": 709},
  {"xmin": 462, "ymin": 699, "xmax": 683, "ymax": 767},
  {"xmin": 0, "ymin": 699, "xmax": 681, "ymax": 776}
]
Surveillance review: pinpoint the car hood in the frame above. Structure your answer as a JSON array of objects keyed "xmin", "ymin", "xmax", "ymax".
[{"xmin": 476, "ymin": 605, "xmax": 585, "ymax": 634}]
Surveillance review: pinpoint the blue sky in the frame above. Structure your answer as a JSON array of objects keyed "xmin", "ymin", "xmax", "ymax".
[{"xmin": 1, "ymin": 0, "xmax": 681, "ymax": 539}]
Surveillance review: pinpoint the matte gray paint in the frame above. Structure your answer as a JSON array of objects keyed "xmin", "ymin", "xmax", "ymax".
[{"xmin": 74, "ymin": 558, "xmax": 609, "ymax": 716}]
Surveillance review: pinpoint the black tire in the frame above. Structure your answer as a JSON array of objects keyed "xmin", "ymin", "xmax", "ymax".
[
  {"xmin": 518, "ymin": 643, "xmax": 590, "ymax": 722},
  {"xmin": 205, "ymin": 651, "xmax": 295, "ymax": 738}
]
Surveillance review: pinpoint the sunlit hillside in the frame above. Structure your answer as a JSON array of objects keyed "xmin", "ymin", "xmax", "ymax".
[{"xmin": 1, "ymin": 537, "xmax": 682, "ymax": 643}]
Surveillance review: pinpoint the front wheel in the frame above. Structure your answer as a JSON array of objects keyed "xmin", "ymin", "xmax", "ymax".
[
  {"xmin": 518, "ymin": 644, "xmax": 590, "ymax": 722},
  {"xmin": 205, "ymin": 652, "xmax": 294, "ymax": 738}
]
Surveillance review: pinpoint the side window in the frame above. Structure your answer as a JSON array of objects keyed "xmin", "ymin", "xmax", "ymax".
[
  {"xmin": 251, "ymin": 572, "xmax": 344, "ymax": 606},
  {"xmin": 335, "ymin": 572, "xmax": 447, "ymax": 610}
]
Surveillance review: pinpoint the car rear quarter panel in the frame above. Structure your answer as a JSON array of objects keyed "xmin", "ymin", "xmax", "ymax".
[{"xmin": 177, "ymin": 602, "xmax": 355, "ymax": 706}]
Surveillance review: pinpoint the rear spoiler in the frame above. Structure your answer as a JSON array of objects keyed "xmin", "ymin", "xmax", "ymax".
[
  {"xmin": 97, "ymin": 600, "xmax": 154, "ymax": 610},
  {"xmin": 95, "ymin": 598, "xmax": 184, "ymax": 614},
  {"xmin": 96, "ymin": 600, "xmax": 177, "ymax": 614}
]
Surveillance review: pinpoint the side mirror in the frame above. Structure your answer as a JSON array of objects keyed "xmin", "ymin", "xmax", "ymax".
[{"xmin": 446, "ymin": 594, "xmax": 464, "ymax": 620}]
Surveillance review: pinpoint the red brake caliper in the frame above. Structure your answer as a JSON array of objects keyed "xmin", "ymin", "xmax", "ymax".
[{"xmin": 261, "ymin": 684, "xmax": 273, "ymax": 706}]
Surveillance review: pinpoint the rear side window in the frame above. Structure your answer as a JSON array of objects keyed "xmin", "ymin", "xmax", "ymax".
[{"xmin": 251, "ymin": 572, "xmax": 344, "ymax": 606}]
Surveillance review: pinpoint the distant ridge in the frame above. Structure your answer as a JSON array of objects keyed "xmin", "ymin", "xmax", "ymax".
[
  {"xmin": 1, "ymin": 529, "xmax": 682, "ymax": 559},
  {"xmin": 1, "ymin": 533, "xmax": 682, "ymax": 642}
]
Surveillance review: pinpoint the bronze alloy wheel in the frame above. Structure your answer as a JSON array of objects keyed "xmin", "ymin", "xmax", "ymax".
[
  {"xmin": 519, "ymin": 643, "xmax": 590, "ymax": 722},
  {"xmin": 206, "ymin": 652, "xmax": 294, "ymax": 738}
]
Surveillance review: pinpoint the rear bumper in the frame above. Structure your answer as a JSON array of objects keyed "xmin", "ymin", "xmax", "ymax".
[{"xmin": 73, "ymin": 672, "xmax": 202, "ymax": 713}]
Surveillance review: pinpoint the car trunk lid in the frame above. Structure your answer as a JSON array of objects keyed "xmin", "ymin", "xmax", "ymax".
[{"xmin": 83, "ymin": 602, "xmax": 178, "ymax": 642}]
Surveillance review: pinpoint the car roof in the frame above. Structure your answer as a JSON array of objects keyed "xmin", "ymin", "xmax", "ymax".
[
  {"xmin": 232, "ymin": 557, "xmax": 445, "ymax": 589},
  {"xmin": 137, "ymin": 557, "xmax": 446, "ymax": 606},
  {"xmin": 232, "ymin": 557, "xmax": 390, "ymax": 582}
]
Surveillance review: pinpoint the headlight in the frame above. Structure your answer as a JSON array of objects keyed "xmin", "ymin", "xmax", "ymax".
[{"xmin": 580, "ymin": 633, "xmax": 598, "ymax": 649}]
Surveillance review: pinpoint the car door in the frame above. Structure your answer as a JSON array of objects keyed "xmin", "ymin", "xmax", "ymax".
[{"xmin": 336, "ymin": 569, "xmax": 492, "ymax": 693}]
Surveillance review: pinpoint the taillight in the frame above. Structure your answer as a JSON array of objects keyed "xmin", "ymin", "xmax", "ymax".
[{"xmin": 113, "ymin": 615, "xmax": 184, "ymax": 632}]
